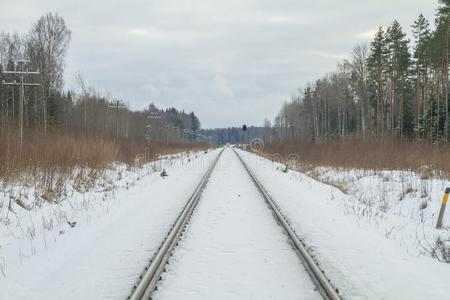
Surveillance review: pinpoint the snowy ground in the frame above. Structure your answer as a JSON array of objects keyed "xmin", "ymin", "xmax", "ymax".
[
  {"xmin": 153, "ymin": 149, "xmax": 321, "ymax": 300},
  {"xmin": 0, "ymin": 149, "xmax": 220, "ymax": 299},
  {"xmin": 2, "ymin": 146, "xmax": 450, "ymax": 299},
  {"xmin": 304, "ymin": 166, "xmax": 450, "ymax": 261},
  {"xmin": 239, "ymin": 149, "xmax": 450, "ymax": 299}
]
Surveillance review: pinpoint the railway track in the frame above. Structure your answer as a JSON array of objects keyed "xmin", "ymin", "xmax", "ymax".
[
  {"xmin": 128, "ymin": 147, "xmax": 341, "ymax": 300},
  {"xmin": 128, "ymin": 149, "xmax": 224, "ymax": 300},
  {"xmin": 233, "ymin": 149, "xmax": 340, "ymax": 300}
]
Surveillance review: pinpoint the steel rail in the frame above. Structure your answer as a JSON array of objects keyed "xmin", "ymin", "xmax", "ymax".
[
  {"xmin": 233, "ymin": 148, "xmax": 341, "ymax": 300},
  {"xmin": 128, "ymin": 149, "xmax": 223, "ymax": 300}
]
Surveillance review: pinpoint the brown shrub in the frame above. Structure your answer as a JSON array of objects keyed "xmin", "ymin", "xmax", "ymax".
[
  {"xmin": 0, "ymin": 129, "xmax": 210, "ymax": 185},
  {"xmin": 262, "ymin": 136, "xmax": 450, "ymax": 176}
]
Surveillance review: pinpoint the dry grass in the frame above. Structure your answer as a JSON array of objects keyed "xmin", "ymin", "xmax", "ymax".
[
  {"xmin": 262, "ymin": 136, "xmax": 450, "ymax": 176},
  {"xmin": 0, "ymin": 129, "xmax": 210, "ymax": 187}
]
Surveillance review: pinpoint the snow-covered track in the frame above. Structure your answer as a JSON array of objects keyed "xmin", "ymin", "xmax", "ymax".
[
  {"xmin": 233, "ymin": 149, "xmax": 341, "ymax": 300},
  {"xmin": 128, "ymin": 149, "xmax": 224, "ymax": 300}
]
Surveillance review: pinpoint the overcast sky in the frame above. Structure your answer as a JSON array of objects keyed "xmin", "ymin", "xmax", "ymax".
[{"xmin": 0, "ymin": 0, "xmax": 437, "ymax": 128}]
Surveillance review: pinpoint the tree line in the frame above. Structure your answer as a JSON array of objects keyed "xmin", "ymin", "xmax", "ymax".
[
  {"xmin": 200, "ymin": 126, "xmax": 266, "ymax": 145},
  {"xmin": 0, "ymin": 12, "xmax": 201, "ymax": 143},
  {"xmin": 273, "ymin": 0, "xmax": 450, "ymax": 144}
]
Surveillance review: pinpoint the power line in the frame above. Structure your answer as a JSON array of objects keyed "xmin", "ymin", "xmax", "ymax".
[
  {"xmin": 108, "ymin": 100, "xmax": 126, "ymax": 140},
  {"xmin": 1, "ymin": 59, "xmax": 40, "ymax": 149}
]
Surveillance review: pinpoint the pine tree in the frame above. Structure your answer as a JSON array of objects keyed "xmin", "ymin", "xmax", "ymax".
[
  {"xmin": 367, "ymin": 27, "xmax": 388, "ymax": 137},
  {"xmin": 412, "ymin": 14, "xmax": 431, "ymax": 135},
  {"xmin": 437, "ymin": 0, "xmax": 450, "ymax": 141},
  {"xmin": 385, "ymin": 20, "xmax": 410, "ymax": 135}
]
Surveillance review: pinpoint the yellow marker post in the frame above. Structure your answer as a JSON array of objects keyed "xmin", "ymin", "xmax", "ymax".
[{"xmin": 436, "ymin": 187, "xmax": 450, "ymax": 229}]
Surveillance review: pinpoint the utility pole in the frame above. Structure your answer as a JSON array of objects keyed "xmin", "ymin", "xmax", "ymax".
[
  {"xmin": 146, "ymin": 110, "xmax": 161, "ymax": 143},
  {"xmin": 1, "ymin": 60, "xmax": 40, "ymax": 149},
  {"xmin": 108, "ymin": 100, "xmax": 126, "ymax": 140},
  {"xmin": 183, "ymin": 129, "xmax": 191, "ymax": 143}
]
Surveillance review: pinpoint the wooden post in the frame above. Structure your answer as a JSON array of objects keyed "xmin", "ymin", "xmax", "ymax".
[{"xmin": 436, "ymin": 187, "xmax": 450, "ymax": 229}]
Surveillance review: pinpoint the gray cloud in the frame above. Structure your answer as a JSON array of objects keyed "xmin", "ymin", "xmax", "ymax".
[{"xmin": 0, "ymin": 0, "xmax": 436, "ymax": 128}]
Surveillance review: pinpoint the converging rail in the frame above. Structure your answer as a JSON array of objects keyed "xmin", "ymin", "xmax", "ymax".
[
  {"xmin": 232, "ymin": 148, "xmax": 341, "ymax": 300},
  {"xmin": 128, "ymin": 147, "xmax": 340, "ymax": 300},
  {"xmin": 128, "ymin": 149, "xmax": 224, "ymax": 300}
]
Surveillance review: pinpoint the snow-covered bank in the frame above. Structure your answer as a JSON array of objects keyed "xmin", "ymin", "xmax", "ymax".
[
  {"xmin": 304, "ymin": 166, "xmax": 450, "ymax": 260},
  {"xmin": 0, "ymin": 149, "xmax": 220, "ymax": 299},
  {"xmin": 238, "ymin": 149, "xmax": 450, "ymax": 299},
  {"xmin": 154, "ymin": 148, "xmax": 321, "ymax": 300}
]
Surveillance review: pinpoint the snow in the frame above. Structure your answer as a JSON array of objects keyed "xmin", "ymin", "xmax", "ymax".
[
  {"xmin": 237, "ymin": 149, "xmax": 450, "ymax": 299},
  {"xmin": 153, "ymin": 148, "xmax": 321, "ymax": 300},
  {"xmin": 2, "ymin": 146, "xmax": 449, "ymax": 299},
  {"xmin": 307, "ymin": 166, "xmax": 450, "ymax": 263},
  {"xmin": 0, "ymin": 149, "xmax": 220, "ymax": 300}
]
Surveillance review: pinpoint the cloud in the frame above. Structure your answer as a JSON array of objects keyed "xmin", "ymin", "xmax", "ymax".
[
  {"xmin": 302, "ymin": 50, "xmax": 349, "ymax": 60},
  {"xmin": 353, "ymin": 29, "xmax": 378, "ymax": 40},
  {"xmin": 0, "ymin": 0, "xmax": 437, "ymax": 128}
]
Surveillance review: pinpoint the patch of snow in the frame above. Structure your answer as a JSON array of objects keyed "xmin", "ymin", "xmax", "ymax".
[
  {"xmin": 238, "ymin": 149, "xmax": 450, "ymax": 299},
  {"xmin": 0, "ymin": 149, "xmax": 220, "ymax": 300},
  {"xmin": 154, "ymin": 148, "xmax": 321, "ymax": 300}
]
